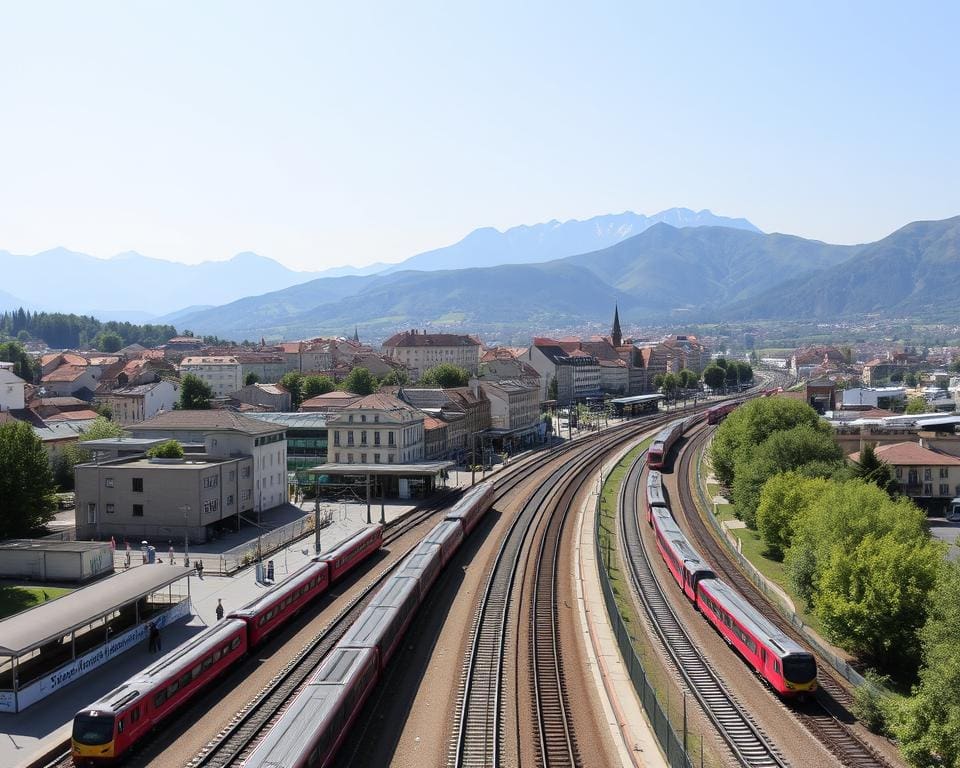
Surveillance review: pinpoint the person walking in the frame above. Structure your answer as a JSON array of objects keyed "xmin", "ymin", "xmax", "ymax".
[
  {"xmin": 215, "ymin": 599, "xmax": 224, "ymax": 621},
  {"xmin": 147, "ymin": 622, "xmax": 157, "ymax": 653},
  {"xmin": 198, "ymin": 559, "xmax": 204, "ymax": 579}
]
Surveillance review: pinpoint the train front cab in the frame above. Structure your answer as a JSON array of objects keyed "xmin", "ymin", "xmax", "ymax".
[{"xmin": 72, "ymin": 710, "xmax": 119, "ymax": 765}]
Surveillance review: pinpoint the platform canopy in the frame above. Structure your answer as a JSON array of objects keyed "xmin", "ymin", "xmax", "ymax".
[
  {"xmin": 0, "ymin": 566, "xmax": 190, "ymax": 657},
  {"xmin": 307, "ymin": 461, "xmax": 454, "ymax": 477},
  {"xmin": 608, "ymin": 394, "xmax": 664, "ymax": 405}
]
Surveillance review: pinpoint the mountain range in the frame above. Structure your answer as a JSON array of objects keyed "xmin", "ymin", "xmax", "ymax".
[
  {"xmin": 0, "ymin": 208, "xmax": 757, "ymax": 319},
  {"xmin": 166, "ymin": 215, "xmax": 960, "ymax": 342}
]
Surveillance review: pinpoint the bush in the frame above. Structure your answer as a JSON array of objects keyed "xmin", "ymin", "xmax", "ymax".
[
  {"xmin": 852, "ymin": 670, "xmax": 893, "ymax": 735},
  {"xmin": 147, "ymin": 440, "xmax": 184, "ymax": 459}
]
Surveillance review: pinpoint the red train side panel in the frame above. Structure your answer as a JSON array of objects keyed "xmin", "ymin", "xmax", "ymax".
[{"xmin": 314, "ymin": 524, "xmax": 384, "ymax": 582}]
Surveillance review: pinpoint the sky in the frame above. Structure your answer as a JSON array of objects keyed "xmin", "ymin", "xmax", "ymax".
[{"xmin": 0, "ymin": 2, "xmax": 957, "ymax": 271}]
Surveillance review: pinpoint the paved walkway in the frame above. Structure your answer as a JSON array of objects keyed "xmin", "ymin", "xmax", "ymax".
[
  {"xmin": 573, "ymin": 457, "xmax": 667, "ymax": 768},
  {"xmin": 0, "ymin": 482, "xmax": 475, "ymax": 768}
]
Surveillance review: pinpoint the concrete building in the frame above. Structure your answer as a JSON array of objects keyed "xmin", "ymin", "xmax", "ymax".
[
  {"xmin": 0, "ymin": 540, "xmax": 114, "ymax": 582},
  {"xmin": 75, "ymin": 451, "xmax": 255, "ymax": 543},
  {"xmin": 479, "ymin": 379, "xmax": 540, "ymax": 451},
  {"xmin": 95, "ymin": 380, "xmax": 180, "ymax": 425},
  {"xmin": 0, "ymin": 364, "xmax": 26, "ymax": 411},
  {"xmin": 231, "ymin": 382, "xmax": 292, "ymax": 412},
  {"xmin": 381, "ymin": 330, "xmax": 482, "ymax": 379},
  {"xmin": 279, "ymin": 340, "xmax": 335, "ymax": 374},
  {"xmin": 128, "ymin": 410, "xmax": 288, "ymax": 512},
  {"xmin": 397, "ymin": 385, "xmax": 490, "ymax": 457},
  {"xmin": 525, "ymin": 341, "xmax": 601, "ymax": 405},
  {"xmin": 599, "ymin": 358, "xmax": 630, "ymax": 395},
  {"xmin": 841, "ymin": 387, "xmax": 907, "ymax": 411},
  {"xmin": 244, "ymin": 411, "xmax": 330, "ymax": 481},
  {"xmin": 327, "ymin": 393, "xmax": 425, "ymax": 465},
  {"xmin": 179, "ymin": 356, "xmax": 242, "ymax": 397},
  {"xmin": 236, "ymin": 353, "xmax": 287, "ymax": 384}
]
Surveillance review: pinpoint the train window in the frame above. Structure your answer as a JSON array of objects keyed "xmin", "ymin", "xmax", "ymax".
[
  {"xmin": 774, "ymin": 660, "xmax": 781, "ymax": 674},
  {"xmin": 131, "ymin": 707, "xmax": 141, "ymax": 723},
  {"xmin": 167, "ymin": 681, "xmax": 179, "ymax": 697},
  {"xmin": 180, "ymin": 672, "xmax": 193, "ymax": 688},
  {"xmin": 231, "ymin": 637, "xmax": 241, "ymax": 650},
  {"xmin": 192, "ymin": 664, "xmax": 202, "ymax": 679},
  {"xmin": 154, "ymin": 691, "xmax": 166, "ymax": 707},
  {"xmin": 117, "ymin": 718, "xmax": 124, "ymax": 733},
  {"xmin": 223, "ymin": 644, "xmax": 230, "ymax": 656},
  {"xmin": 213, "ymin": 649, "xmax": 222, "ymax": 662},
  {"xmin": 202, "ymin": 656, "xmax": 214, "ymax": 671}
]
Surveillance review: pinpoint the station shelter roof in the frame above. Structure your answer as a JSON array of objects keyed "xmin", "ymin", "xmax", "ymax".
[
  {"xmin": 0, "ymin": 567, "xmax": 190, "ymax": 657},
  {"xmin": 609, "ymin": 394, "xmax": 664, "ymax": 405},
  {"xmin": 307, "ymin": 461, "xmax": 454, "ymax": 477}
]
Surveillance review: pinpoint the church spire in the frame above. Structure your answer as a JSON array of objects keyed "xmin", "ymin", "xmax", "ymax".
[
  {"xmin": 353, "ymin": 326, "xmax": 360, "ymax": 343},
  {"xmin": 611, "ymin": 304, "xmax": 622, "ymax": 348}
]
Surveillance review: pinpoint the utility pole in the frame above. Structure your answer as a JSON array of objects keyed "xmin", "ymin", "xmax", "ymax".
[{"xmin": 180, "ymin": 505, "xmax": 190, "ymax": 567}]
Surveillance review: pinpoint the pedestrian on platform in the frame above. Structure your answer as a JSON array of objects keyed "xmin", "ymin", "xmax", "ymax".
[
  {"xmin": 147, "ymin": 622, "xmax": 157, "ymax": 653},
  {"xmin": 216, "ymin": 599, "xmax": 224, "ymax": 621},
  {"xmin": 197, "ymin": 559, "xmax": 204, "ymax": 579}
]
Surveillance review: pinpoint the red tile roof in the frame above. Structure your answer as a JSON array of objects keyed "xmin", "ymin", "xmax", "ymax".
[
  {"xmin": 42, "ymin": 365, "xmax": 88, "ymax": 383},
  {"xmin": 850, "ymin": 441, "xmax": 960, "ymax": 466},
  {"xmin": 382, "ymin": 331, "xmax": 480, "ymax": 348}
]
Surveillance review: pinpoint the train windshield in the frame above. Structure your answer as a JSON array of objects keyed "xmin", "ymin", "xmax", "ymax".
[
  {"xmin": 783, "ymin": 654, "xmax": 817, "ymax": 683},
  {"xmin": 73, "ymin": 714, "xmax": 115, "ymax": 745}
]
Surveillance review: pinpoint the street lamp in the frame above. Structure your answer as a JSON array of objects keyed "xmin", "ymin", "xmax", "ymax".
[{"xmin": 180, "ymin": 505, "xmax": 191, "ymax": 567}]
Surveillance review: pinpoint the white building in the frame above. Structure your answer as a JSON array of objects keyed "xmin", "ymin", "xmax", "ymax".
[
  {"xmin": 327, "ymin": 393, "xmax": 425, "ymax": 465},
  {"xmin": 381, "ymin": 330, "xmax": 481, "ymax": 380},
  {"xmin": 0, "ymin": 364, "xmax": 26, "ymax": 411},
  {"xmin": 179, "ymin": 356, "xmax": 242, "ymax": 397},
  {"xmin": 96, "ymin": 380, "xmax": 180, "ymax": 425}
]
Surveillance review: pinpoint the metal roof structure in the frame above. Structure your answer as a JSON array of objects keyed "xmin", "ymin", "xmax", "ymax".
[
  {"xmin": 0, "ymin": 567, "xmax": 190, "ymax": 657},
  {"xmin": 308, "ymin": 461, "xmax": 454, "ymax": 477},
  {"xmin": 245, "ymin": 412, "xmax": 330, "ymax": 429},
  {"xmin": 609, "ymin": 394, "xmax": 664, "ymax": 405}
]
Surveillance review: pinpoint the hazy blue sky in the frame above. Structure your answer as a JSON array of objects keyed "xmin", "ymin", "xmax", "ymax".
[{"xmin": 0, "ymin": 2, "xmax": 956, "ymax": 271}]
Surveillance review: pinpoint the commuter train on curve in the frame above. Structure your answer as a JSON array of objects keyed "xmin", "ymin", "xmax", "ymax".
[
  {"xmin": 644, "ymin": 470, "xmax": 817, "ymax": 697},
  {"xmin": 646, "ymin": 417, "xmax": 693, "ymax": 471}
]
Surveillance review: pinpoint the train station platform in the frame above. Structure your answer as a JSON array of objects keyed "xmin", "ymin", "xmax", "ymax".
[
  {"xmin": 0, "ymin": 486, "xmax": 458, "ymax": 768},
  {"xmin": 0, "ymin": 567, "xmax": 191, "ymax": 714}
]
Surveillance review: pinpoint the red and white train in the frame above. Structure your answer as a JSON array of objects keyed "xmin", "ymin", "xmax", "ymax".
[
  {"xmin": 646, "ymin": 477, "xmax": 817, "ymax": 697},
  {"xmin": 241, "ymin": 482, "xmax": 496, "ymax": 768},
  {"xmin": 71, "ymin": 524, "xmax": 384, "ymax": 766},
  {"xmin": 706, "ymin": 401, "xmax": 739, "ymax": 425},
  {"xmin": 647, "ymin": 417, "xmax": 690, "ymax": 471}
]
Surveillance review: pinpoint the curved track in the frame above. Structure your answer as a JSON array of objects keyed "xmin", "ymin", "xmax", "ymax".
[
  {"xmin": 676, "ymin": 421, "xmax": 895, "ymax": 768},
  {"xmin": 620, "ymin": 452, "xmax": 787, "ymax": 768}
]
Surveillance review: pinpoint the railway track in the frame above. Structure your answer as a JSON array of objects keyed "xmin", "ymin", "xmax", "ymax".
[
  {"xmin": 620, "ymin": 453, "xmax": 787, "ymax": 768},
  {"xmin": 676, "ymin": 422, "xmax": 895, "ymax": 768}
]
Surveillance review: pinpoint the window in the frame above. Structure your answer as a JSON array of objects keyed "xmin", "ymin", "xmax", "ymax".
[
  {"xmin": 132, "ymin": 477, "xmax": 143, "ymax": 492},
  {"xmin": 941, "ymin": 467, "xmax": 950, "ymax": 479},
  {"xmin": 87, "ymin": 502, "xmax": 96, "ymax": 524},
  {"xmin": 227, "ymin": 494, "xmax": 234, "ymax": 506},
  {"xmin": 388, "ymin": 432, "xmax": 395, "ymax": 446},
  {"xmin": 334, "ymin": 452, "xmax": 340, "ymax": 462},
  {"xmin": 361, "ymin": 414, "xmax": 367, "ymax": 423},
  {"xmin": 361, "ymin": 454, "xmax": 367, "ymax": 463},
  {"xmin": 133, "ymin": 504, "xmax": 144, "ymax": 517},
  {"xmin": 334, "ymin": 431, "xmax": 341, "ymax": 446},
  {"xmin": 374, "ymin": 414, "xmax": 380, "ymax": 423},
  {"xmin": 388, "ymin": 455, "xmax": 394, "ymax": 463},
  {"xmin": 374, "ymin": 453, "xmax": 381, "ymax": 463},
  {"xmin": 229, "ymin": 470, "xmax": 235, "ymax": 480},
  {"xmin": 241, "ymin": 467, "xmax": 251, "ymax": 479},
  {"xmin": 374, "ymin": 431, "xmax": 381, "ymax": 445},
  {"xmin": 106, "ymin": 503, "xmax": 115, "ymax": 514},
  {"xmin": 924, "ymin": 483, "xmax": 933, "ymax": 496},
  {"xmin": 347, "ymin": 432, "xmax": 354, "ymax": 446},
  {"xmin": 895, "ymin": 467, "xmax": 903, "ymax": 479},
  {"xmin": 203, "ymin": 476, "xmax": 218, "ymax": 488},
  {"xmin": 105, "ymin": 477, "xmax": 114, "ymax": 488},
  {"xmin": 924, "ymin": 468, "xmax": 933, "ymax": 481},
  {"xmin": 361, "ymin": 432, "xmax": 367, "ymax": 445},
  {"xmin": 940, "ymin": 484, "xmax": 950, "ymax": 496},
  {"xmin": 348, "ymin": 414, "xmax": 354, "ymax": 423},
  {"xmin": 240, "ymin": 490, "xmax": 251, "ymax": 501},
  {"xmin": 347, "ymin": 454, "xmax": 354, "ymax": 463}
]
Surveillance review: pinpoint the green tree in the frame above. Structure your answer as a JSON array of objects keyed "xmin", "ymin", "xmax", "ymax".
[
  {"xmin": 735, "ymin": 361, "xmax": 754, "ymax": 383},
  {"xmin": 660, "ymin": 372, "xmax": 680, "ymax": 398},
  {"xmin": 0, "ymin": 340, "xmax": 37, "ymax": 382},
  {"xmin": 244, "ymin": 371, "xmax": 260, "ymax": 386},
  {"xmin": 710, "ymin": 397, "xmax": 827, "ymax": 488},
  {"xmin": 379, "ymin": 368, "xmax": 411, "ymax": 387},
  {"xmin": 678, "ymin": 369, "xmax": 699, "ymax": 389},
  {"xmin": 178, "ymin": 373, "xmax": 213, "ymax": 410},
  {"xmin": 731, "ymin": 424, "xmax": 843, "ymax": 527},
  {"xmin": 147, "ymin": 439, "xmax": 184, "ymax": 459},
  {"xmin": 904, "ymin": 371, "xmax": 918, "ymax": 387},
  {"xmin": 755, "ymin": 473, "xmax": 829, "ymax": 560},
  {"xmin": 95, "ymin": 331, "xmax": 123, "ymax": 352},
  {"xmin": 548, "ymin": 376, "xmax": 558, "ymax": 401},
  {"xmin": 853, "ymin": 443, "xmax": 899, "ymax": 497},
  {"xmin": 652, "ymin": 373, "xmax": 665, "ymax": 390},
  {"xmin": 905, "ymin": 396, "xmax": 931, "ymax": 414},
  {"xmin": 340, "ymin": 367, "xmax": 376, "ymax": 396},
  {"xmin": 279, "ymin": 371, "xmax": 305, "ymax": 408},
  {"xmin": 0, "ymin": 421, "xmax": 57, "ymax": 537},
  {"xmin": 890, "ymin": 369, "xmax": 904, "ymax": 383},
  {"xmin": 702, "ymin": 364, "xmax": 726, "ymax": 391},
  {"xmin": 418, "ymin": 363, "xmax": 470, "ymax": 388},
  {"xmin": 302, "ymin": 374, "xmax": 336, "ymax": 400},
  {"xmin": 894, "ymin": 561, "xmax": 960, "ymax": 766},
  {"xmin": 714, "ymin": 357, "xmax": 728, "ymax": 369}
]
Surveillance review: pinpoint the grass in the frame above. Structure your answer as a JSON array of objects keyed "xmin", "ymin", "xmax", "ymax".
[
  {"xmin": 598, "ymin": 438, "xmax": 724, "ymax": 768},
  {"xmin": 0, "ymin": 585, "xmax": 73, "ymax": 620}
]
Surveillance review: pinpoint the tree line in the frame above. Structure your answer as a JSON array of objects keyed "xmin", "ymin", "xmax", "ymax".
[
  {"xmin": 710, "ymin": 397, "xmax": 960, "ymax": 764},
  {"xmin": 0, "ymin": 308, "xmax": 177, "ymax": 353}
]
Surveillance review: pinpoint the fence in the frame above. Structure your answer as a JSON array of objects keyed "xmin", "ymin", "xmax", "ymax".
[
  {"xmin": 214, "ymin": 514, "xmax": 317, "ymax": 575},
  {"xmin": 594, "ymin": 493, "xmax": 696, "ymax": 768}
]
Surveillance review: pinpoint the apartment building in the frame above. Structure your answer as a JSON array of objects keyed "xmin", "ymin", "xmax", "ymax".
[
  {"xmin": 179, "ymin": 356, "xmax": 242, "ymax": 397},
  {"xmin": 381, "ymin": 330, "xmax": 482, "ymax": 379},
  {"xmin": 95, "ymin": 380, "xmax": 180, "ymax": 425},
  {"xmin": 326, "ymin": 393, "xmax": 425, "ymax": 465}
]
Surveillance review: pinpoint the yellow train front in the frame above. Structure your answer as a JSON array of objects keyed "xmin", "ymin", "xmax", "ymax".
[{"xmin": 72, "ymin": 709, "xmax": 119, "ymax": 765}]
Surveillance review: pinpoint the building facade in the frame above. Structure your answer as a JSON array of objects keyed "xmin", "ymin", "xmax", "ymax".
[
  {"xmin": 381, "ymin": 330, "xmax": 482, "ymax": 379},
  {"xmin": 0, "ymin": 365, "xmax": 26, "ymax": 411},
  {"xmin": 327, "ymin": 393, "xmax": 425, "ymax": 465},
  {"xmin": 95, "ymin": 380, "xmax": 180, "ymax": 426},
  {"xmin": 179, "ymin": 356, "xmax": 243, "ymax": 397}
]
